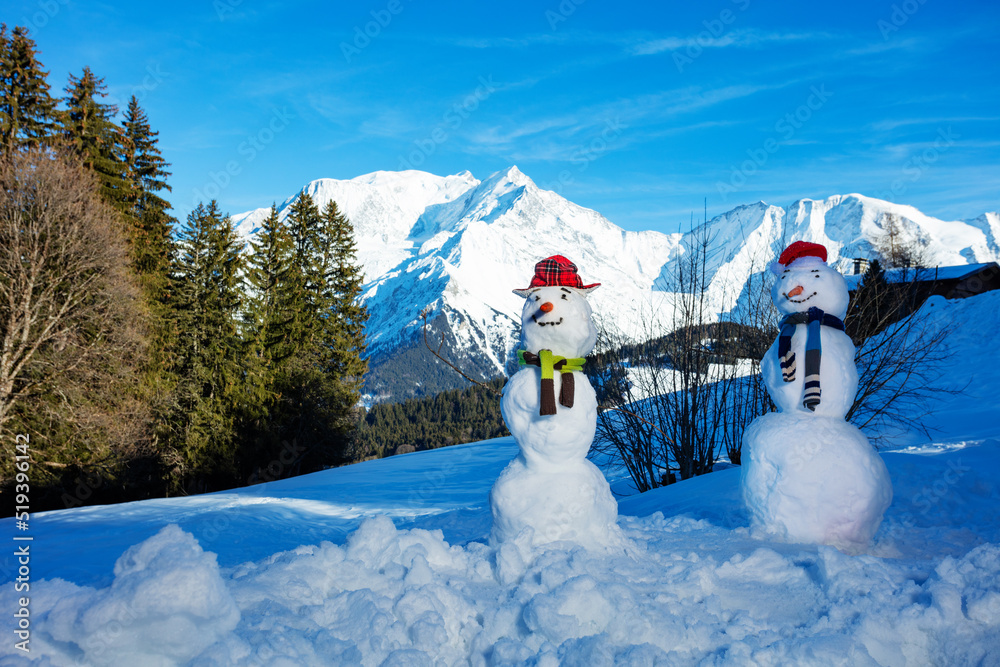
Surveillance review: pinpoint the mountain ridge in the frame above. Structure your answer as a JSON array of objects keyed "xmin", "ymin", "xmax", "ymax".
[{"xmin": 230, "ymin": 167, "xmax": 999, "ymax": 401}]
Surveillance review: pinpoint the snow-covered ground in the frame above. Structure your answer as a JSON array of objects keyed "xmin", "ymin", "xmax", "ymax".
[{"xmin": 3, "ymin": 292, "xmax": 1000, "ymax": 666}]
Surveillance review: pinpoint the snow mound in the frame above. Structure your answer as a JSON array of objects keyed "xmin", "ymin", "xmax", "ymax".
[{"xmin": 10, "ymin": 525, "xmax": 238, "ymax": 666}]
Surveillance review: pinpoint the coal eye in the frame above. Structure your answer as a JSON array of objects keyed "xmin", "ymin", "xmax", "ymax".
[
  {"xmin": 534, "ymin": 295, "xmax": 540, "ymax": 301},
  {"xmin": 561, "ymin": 294, "xmax": 568, "ymax": 300}
]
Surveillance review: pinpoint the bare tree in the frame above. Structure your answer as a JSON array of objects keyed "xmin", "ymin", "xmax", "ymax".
[
  {"xmin": 874, "ymin": 212, "xmax": 932, "ymax": 269},
  {"xmin": 845, "ymin": 261, "xmax": 960, "ymax": 445},
  {"xmin": 713, "ymin": 266, "xmax": 776, "ymax": 465},
  {"xmin": 588, "ymin": 226, "xmax": 775, "ymax": 491},
  {"xmin": 0, "ymin": 150, "xmax": 148, "ymax": 477}
]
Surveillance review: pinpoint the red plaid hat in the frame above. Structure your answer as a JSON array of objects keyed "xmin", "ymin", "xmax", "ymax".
[
  {"xmin": 513, "ymin": 255, "xmax": 600, "ymax": 297},
  {"xmin": 778, "ymin": 241, "xmax": 828, "ymax": 266}
]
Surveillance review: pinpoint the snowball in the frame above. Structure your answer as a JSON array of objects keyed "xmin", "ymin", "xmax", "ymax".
[
  {"xmin": 760, "ymin": 322, "xmax": 859, "ymax": 418},
  {"xmin": 741, "ymin": 413, "xmax": 893, "ymax": 552},
  {"xmin": 771, "ymin": 256, "xmax": 850, "ymax": 321},
  {"xmin": 501, "ymin": 367, "xmax": 597, "ymax": 466},
  {"xmin": 490, "ymin": 455, "xmax": 624, "ymax": 551},
  {"xmin": 519, "ymin": 285, "xmax": 597, "ymax": 359}
]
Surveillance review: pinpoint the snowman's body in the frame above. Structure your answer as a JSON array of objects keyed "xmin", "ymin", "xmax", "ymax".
[
  {"xmin": 760, "ymin": 319, "xmax": 858, "ymax": 419},
  {"xmin": 741, "ymin": 252, "xmax": 892, "ymax": 552},
  {"xmin": 490, "ymin": 285, "xmax": 623, "ymax": 550}
]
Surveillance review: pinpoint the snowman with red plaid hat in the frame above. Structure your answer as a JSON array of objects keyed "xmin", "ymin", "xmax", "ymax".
[
  {"xmin": 489, "ymin": 255, "xmax": 624, "ymax": 551},
  {"xmin": 741, "ymin": 241, "xmax": 892, "ymax": 553}
]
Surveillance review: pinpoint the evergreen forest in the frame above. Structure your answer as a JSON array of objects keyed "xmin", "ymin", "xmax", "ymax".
[{"xmin": 0, "ymin": 25, "xmax": 393, "ymax": 511}]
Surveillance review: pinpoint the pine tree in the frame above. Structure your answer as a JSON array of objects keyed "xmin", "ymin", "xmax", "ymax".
[
  {"xmin": 322, "ymin": 199, "xmax": 369, "ymax": 397},
  {"xmin": 120, "ymin": 96, "xmax": 173, "ymax": 278},
  {"xmin": 284, "ymin": 191, "xmax": 323, "ymax": 351},
  {"xmin": 244, "ymin": 205, "xmax": 296, "ymax": 366},
  {"xmin": 846, "ymin": 259, "xmax": 891, "ymax": 345},
  {"xmin": 168, "ymin": 201, "xmax": 246, "ymax": 490},
  {"xmin": 119, "ymin": 95, "xmax": 176, "ymax": 366},
  {"xmin": 62, "ymin": 67, "xmax": 128, "ymax": 212},
  {"xmin": 0, "ymin": 25, "xmax": 59, "ymax": 154}
]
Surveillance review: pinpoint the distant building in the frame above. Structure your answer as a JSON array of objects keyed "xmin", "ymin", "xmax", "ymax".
[
  {"xmin": 845, "ymin": 262, "xmax": 1000, "ymax": 301},
  {"xmin": 844, "ymin": 262, "xmax": 1000, "ymax": 335}
]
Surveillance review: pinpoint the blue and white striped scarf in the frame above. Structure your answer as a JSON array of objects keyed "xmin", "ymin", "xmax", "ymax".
[{"xmin": 777, "ymin": 306, "xmax": 846, "ymax": 411}]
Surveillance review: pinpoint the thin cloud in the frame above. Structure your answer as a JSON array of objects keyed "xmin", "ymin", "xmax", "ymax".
[
  {"xmin": 630, "ymin": 29, "xmax": 833, "ymax": 56},
  {"xmin": 463, "ymin": 81, "xmax": 796, "ymax": 160},
  {"xmin": 868, "ymin": 116, "xmax": 1000, "ymax": 132}
]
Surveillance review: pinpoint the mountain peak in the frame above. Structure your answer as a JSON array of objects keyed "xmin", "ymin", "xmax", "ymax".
[
  {"xmin": 485, "ymin": 165, "xmax": 534, "ymax": 189},
  {"xmin": 504, "ymin": 164, "xmax": 529, "ymax": 181}
]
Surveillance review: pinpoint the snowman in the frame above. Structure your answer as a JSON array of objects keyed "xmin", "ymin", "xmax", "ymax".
[
  {"xmin": 741, "ymin": 241, "xmax": 893, "ymax": 552},
  {"xmin": 489, "ymin": 255, "xmax": 624, "ymax": 550}
]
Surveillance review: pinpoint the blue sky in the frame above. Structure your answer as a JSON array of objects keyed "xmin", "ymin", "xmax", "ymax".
[{"xmin": 11, "ymin": 0, "xmax": 999, "ymax": 234}]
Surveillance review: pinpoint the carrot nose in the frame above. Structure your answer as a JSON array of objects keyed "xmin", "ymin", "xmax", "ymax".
[
  {"xmin": 787, "ymin": 285, "xmax": 804, "ymax": 297},
  {"xmin": 539, "ymin": 302, "xmax": 554, "ymax": 313}
]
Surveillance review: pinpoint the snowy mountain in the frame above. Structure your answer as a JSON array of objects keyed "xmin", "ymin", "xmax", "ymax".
[
  {"xmin": 4, "ymin": 290, "xmax": 999, "ymax": 664},
  {"xmin": 231, "ymin": 168, "xmax": 1000, "ymax": 400}
]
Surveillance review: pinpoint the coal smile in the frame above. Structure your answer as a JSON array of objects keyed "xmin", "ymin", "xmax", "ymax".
[
  {"xmin": 531, "ymin": 316, "xmax": 564, "ymax": 327},
  {"xmin": 786, "ymin": 292, "xmax": 817, "ymax": 303}
]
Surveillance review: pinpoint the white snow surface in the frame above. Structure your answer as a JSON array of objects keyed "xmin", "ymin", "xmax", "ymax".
[
  {"xmin": 4, "ymin": 291, "xmax": 1000, "ymax": 665},
  {"xmin": 230, "ymin": 168, "xmax": 1000, "ymax": 384}
]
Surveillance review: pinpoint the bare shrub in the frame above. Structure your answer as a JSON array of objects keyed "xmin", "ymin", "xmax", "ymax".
[{"xmin": 0, "ymin": 149, "xmax": 151, "ymax": 492}]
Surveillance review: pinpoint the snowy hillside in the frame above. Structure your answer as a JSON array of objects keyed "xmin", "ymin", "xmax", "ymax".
[
  {"xmin": 231, "ymin": 168, "xmax": 999, "ymax": 401},
  {"xmin": 3, "ymin": 290, "xmax": 999, "ymax": 665}
]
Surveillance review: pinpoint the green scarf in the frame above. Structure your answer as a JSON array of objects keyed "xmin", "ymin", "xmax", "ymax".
[{"xmin": 518, "ymin": 349, "xmax": 586, "ymax": 416}]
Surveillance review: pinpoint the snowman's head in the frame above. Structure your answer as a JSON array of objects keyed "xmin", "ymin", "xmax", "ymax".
[
  {"xmin": 770, "ymin": 256, "xmax": 850, "ymax": 319},
  {"xmin": 518, "ymin": 286, "xmax": 597, "ymax": 358}
]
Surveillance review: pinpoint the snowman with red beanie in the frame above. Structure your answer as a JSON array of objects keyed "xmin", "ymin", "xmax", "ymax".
[
  {"xmin": 741, "ymin": 241, "xmax": 892, "ymax": 552},
  {"xmin": 489, "ymin": 255, "xmax": 624, "ymax": 551}
]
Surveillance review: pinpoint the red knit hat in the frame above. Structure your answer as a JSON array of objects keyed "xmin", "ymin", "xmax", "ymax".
[
  {"xmin": 778, "ymin": 241, "xmax": 828, "ymax": 266},
  {"xmin": 513, "ymin": 255, "xmax": 600, "ymax": 297}
]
